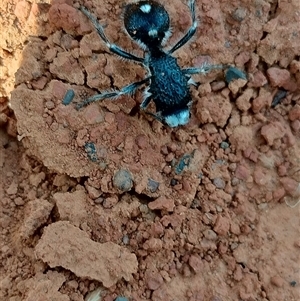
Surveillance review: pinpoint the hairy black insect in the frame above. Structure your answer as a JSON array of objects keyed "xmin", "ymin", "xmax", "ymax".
[{"xmin": 77, "ymin": 0, "xmax": 224, "ymax": 127}]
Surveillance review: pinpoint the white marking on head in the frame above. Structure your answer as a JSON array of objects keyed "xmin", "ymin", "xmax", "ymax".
[
  {"xmin": 140, "ymin": 4, "xmax": 151, "ymax": 13},
  {"xmin": 148, "ymin": 29, "xmax": 158, "ymax": 37},
  {"xmin": 164, "ymin": 109, "xmax": 190, "ymax": 127}
]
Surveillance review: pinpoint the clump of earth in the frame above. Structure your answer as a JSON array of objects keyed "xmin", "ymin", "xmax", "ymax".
[{"xmin": 0, "ymin": 0, "xmax": 299, "ymax": 301}]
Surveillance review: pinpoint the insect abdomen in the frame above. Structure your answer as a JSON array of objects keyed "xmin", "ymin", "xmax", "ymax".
[{"xmin": 149, "ymin": 53, "xmax": 191, "ymax": 113}]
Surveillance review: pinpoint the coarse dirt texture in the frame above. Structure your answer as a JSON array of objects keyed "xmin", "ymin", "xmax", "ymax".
[{"xmin": 1, "ymin": 0, "xmax": 300, "ymax": 300}]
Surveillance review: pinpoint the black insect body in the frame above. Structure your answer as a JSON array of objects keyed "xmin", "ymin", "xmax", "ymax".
[
  {"xmin": 145, "ymin": 51, "xmax": 192, "ymax": 126},
  {"xmin": 78, "ymin": 0, "xmax": 223, "ymax": 127}
]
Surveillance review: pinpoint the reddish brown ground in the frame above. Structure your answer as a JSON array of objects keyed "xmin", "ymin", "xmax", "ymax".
[{"xmin": 1, "ymin": 0, "xmax": 300, "ymax": 300}]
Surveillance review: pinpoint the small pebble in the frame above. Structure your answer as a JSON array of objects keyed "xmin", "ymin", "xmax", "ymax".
[
  {"xmin": 94, "ymin": 197, "xmax": 104, "ymax": 204},
  {"xmin": 225, "ymin": 41, "xmax": 231, "ymax": 48},
  {"xmin": 271, "ymin": 276, "xmax": 284, "ymax": 288},
  {"xmin": 213, "ymin": 178, "xmax": 226, "ymax": 189},
  {"xmin": 175, "ymin": 153, "xmax": 191, "ymax": 174},
  {"xmin": 85, "ymin": 287, "xmax": 102, "ymax": 301},
  {"xmin": 231, "ymin": 177, "xmax": 239, "ymax": 186},
  {"xmin": 271, "ymin": 89, "xmax": 287, "ymax": 107},
  {"xmin": 267, "ymin": 67, "xmax": 290, "ymax": 87},
  {"xmin": 148, "ymin": 178, "xmax": 159, "ymax": 193},
  {"xmin": 45, "ymin": 100, "xmax": 55, "ymax": 109},
  {"xmin": 14, "ymin": 197, "xmax": 25, "ymax": 206},
  {"xmin": 290, "ymin": 280, "xmax": 297, "ymax": 287},
  {"xmin": 170, "ymin": 178, "xmax": 178, "ymax": 186},
  {"xmin": 115, "ymin": 297, "xmax": 128, "ymax": 301},
  {"xmin": 211, "ymin": 81, "xmax": 226, "ymax": 91},
  {"xmin": 220, "ymin": 141, "xmax": 229, "ymax": 149},
  {"xmin": 258, "ymin": 203, "xmax": 268, "ymax": 210},
  {"xmin": 280, "ymin": 177, "xmax": 300, "ymax": 198},
  {"xmin": 230, "ymin": 242, "xmax": 239, "ymax": 250},
  {"xmin": 225, "ymin": 66, "xmax": 247, "ymax": 83},
  {"xmin": 113, "ymin": 169, "xmax": 133, "ymax": 192},
  {"xmin": 85, "ymin": 142, "xmax": 98, "ymax": 162},
  {"xmin": 122, "ymin": 235, "xmax": 129, "ymax": 245},
  {"xmin": 232, "ymin": 7, "xmax": 247, "ymax": 22},
  {"xmin": 103, "ymin": 196, "xmax": 118, "ymax": 208},
  {"xmin": 62, "ymin": 89, "xmax": 75, "ymax": 105},
  {"xmin": 203, "ymin": 229, "xmax": 217, "ymax": 240}
]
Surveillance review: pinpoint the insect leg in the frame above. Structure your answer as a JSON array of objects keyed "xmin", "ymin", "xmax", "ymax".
[
  {"xmin": 80, "ymin": 6, "xmax": 144, "ymax": 63},
  {"xmin": 168, "ymin": 0, "xmax": 197, "ymax": 54},
  {"xmin": 183, "ymin": 64, "xmax": 226, "ymax": 75},
  {"xmin": 76, "ymin": 78, "xmax": 150, "ymax": 110}
]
